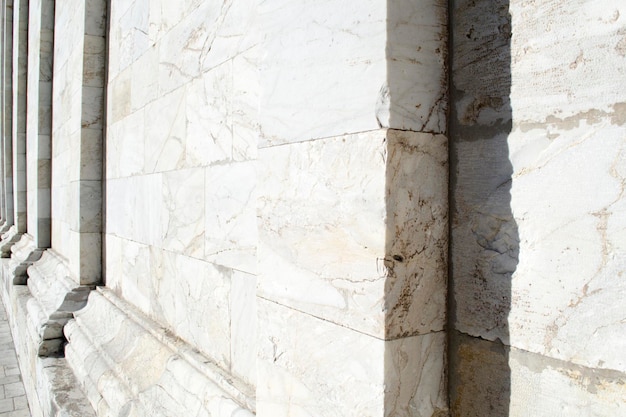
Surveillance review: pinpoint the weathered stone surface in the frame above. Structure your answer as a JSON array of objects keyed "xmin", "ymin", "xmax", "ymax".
[
  {"xmin": 0, "ymin": 265, "xmax": 96, "ymax": 417},
  {"xmin": 449, "ymin": 0, "xmax": 626, "ymax": 413},
  {"xmin": 258, "ymin": 129, "xmax": 447, "ymax": 339},
  {"xmin": 5, "ymin": 233, "xmax": 43, "ymax": 284},
  {"xmin": 450, "ymin": 0, "xmax": 626, "ymax": 372},
  {"xmin": 64, "ymin": 288, "xmax": 254, "ymax": 417},
  {"xmin": 257, "ymin": 298, "xmax": 448, "ymax": 417},
  {"xmin": 25, "ymin": 250, "xmax": 93, "ymax": 356},
  {"xmin": 0, "ymin": 0, "xmax": 620, "ymax": 415},
  {"xmin": 450, "ymin": 332, "xmax": 626, "ymax": 417}
]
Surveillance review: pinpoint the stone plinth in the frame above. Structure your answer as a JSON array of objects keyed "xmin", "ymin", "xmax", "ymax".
[
  {"xmin": 25, "ymin": 250, "xmax": 93, "ymax": 356},
  {"xmin": 65, "ymin": 288, "xmax": 255, "ymax": 417}
]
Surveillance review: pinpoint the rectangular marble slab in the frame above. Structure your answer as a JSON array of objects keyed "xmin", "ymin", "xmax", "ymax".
[
  {"xmin": 258, "ymin": 129, "xmax": 447, "ymax": 339},
  {"xmin": 452, "ymin": 99, "xmax": 626, "ymax": 374},
  {"xmin": 257, "ymin": 298, "xmax": 447, "ymax": 417}
]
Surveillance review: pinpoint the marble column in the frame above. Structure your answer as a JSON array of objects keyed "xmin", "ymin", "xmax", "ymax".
[
  {"xmin": 0, "ymin": 0, "xmax": 24, "ymax": 255},
  {"xmin": 24, "ymin": 0, "xmax": 105, "ymax": 356},
  {"xmin": 256, "ymin": 1, "xmax": 449, "ymax": 415},
  {"xmin": 0, "ymin": 0, "xmax": 105, "ymax": 412},
  {"xmin": 0, "ymin": 0, "xmax": 12, "ymax": 233},
  {"xmin": 4, "ymin": 0, "xmax": 54, "ymax": 285}
]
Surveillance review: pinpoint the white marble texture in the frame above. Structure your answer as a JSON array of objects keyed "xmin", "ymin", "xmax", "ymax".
[
  {"xmin": 105, "ymin": 233, "xmax": 257, "ymax": 386},
  {"xmin": 204, "ymin": 161, "xmax": 257, "ymax": 275},
  {"xmin": 258, "ymin": 0, "xmax": 447, "ymax": 146},
  {"xmin": 508, "ymin": 349, "xmax": 626, "ymax": 417},
  {"xmin": 257, "ymin": 298, "xmax": 447, "ymax": 417},
  {"xmin": 50, "ymin": 0, "xmax": 85, "ymax": 260},
  {"xmin": 24, "ymin": 250, "xmax": 93, "ymax": 355},
  {"xmin": 25, "ymin": 0, "xmax": 44, "ymax": 244},
  {"xmin": 257, "ymin": 0, "xmax": 384, "ymax": 146},
  {"xmin": 11, "ymin": 0, "xmax": 27, "ymax": 233},
  {"xmin": 451, "ymin": 0, "xmax": 626, "ymax": 376},
  {"xmin": 258, "ymin": 129, "xmax": 447, "ymax": 338},
  {"xmin": 5, "ymin": 233, "xmax": 43, "ymax": 284},
  {"xmin": 48, "ymin": 0, "xmax": 105, "ymax": 285},
  {"xmin": 103, "ymin": 0, "xmax": 261, "ymax": 392},
  {"xmin": 68, "ymin": 0, "xmax": 454, "ymax": 415},
  {"xmin": 509, "ymin": 0, "xmax": 626, "ymax": 125},
  {"xmin": 507, "ymin": 124, "xmax": 626, "ymax": 372},
  {"xmin": 64, "ymin": 288, "xmax": 255, "ymax": 417}
]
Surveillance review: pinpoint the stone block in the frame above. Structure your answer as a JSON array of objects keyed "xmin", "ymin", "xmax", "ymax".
[
  {"xmin": 258, "ymin": 129, "xmax": 447, "ymax": 338},
  {"xmin": 257, "ymin": 298, "xmax": 448, "ymax": 417}
]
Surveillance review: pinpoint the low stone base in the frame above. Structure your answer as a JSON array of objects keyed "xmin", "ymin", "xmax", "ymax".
[
  {"xmin": 4, "ymin": 234, "xmax": 44, "ymax": 285},
  {"xmin": 64, "ymin": 287, "xmax": 255, "ymax": 417},
  {"xmin": 0, "ymin": 221, "xmax": 11, "ymax": 234},
  {"xmin": 0, "ymin": 226, "xmax": 23, "ymax": 258},
  {"xmin": 0, "ymin": 263, "xmax": 96, "ymax": 417},
  {"xmin": 25, "ymin": 250, "xmax": 94, "ymax": 356}
]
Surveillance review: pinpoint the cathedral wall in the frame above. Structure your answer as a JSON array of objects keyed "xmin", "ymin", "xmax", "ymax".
[{"xmin": 0, "ymin": 0, "xmax": 622, "ymax": 416}]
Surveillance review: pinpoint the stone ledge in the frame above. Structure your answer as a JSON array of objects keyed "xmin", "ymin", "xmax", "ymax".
[
  {"xmin": 0, "ymin": 226, "xmax": 23, "ymax": 258},
  {"xmin": 40, "ymin": 357, "xmax": 97, "ymax": 417},
  {"xmin": 0, "ymin": 274, "xmax": 96, "ymax": 417},
  {"xmin": 26, "ymin": 250, "xmax": 94, "ymax": 356},
  {"xmin": 65, "ymin": 288, "xmax": 255, "ymax": 417},
  {"xmin": 6, "ymin": 234, "xmax": 44, "ymax": 285}
]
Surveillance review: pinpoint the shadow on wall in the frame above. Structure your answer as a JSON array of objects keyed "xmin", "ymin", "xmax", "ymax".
[{"xmin": 448, "ymin": 0, "xmax": 517, "ymax": 415}]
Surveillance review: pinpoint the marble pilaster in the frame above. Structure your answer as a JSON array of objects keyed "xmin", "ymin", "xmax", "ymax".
[
  {"xmin": 10, "ymin": 0, "xmax": 26, "ymax": 234},
  {"xmin": 256, "ymin": 0, "xmax": 449, "ymax": 414},
  {"xmin": 64, "ymin": 2, "xmax": 261, "ymax": 415},
  {"xmin": 17, "ymin": 0, "xmax": 106, "ymax": 370},
  {"xmin": 25, "ymin": 0, "xmax": 53, "ymax": 249},
  {"xmin": 1, "ymin": 0, "xmax": 54, "ymax": 288},
  {"xmin": 0, "ymin": 0, "xmax": 23, "ymax": 255},
  {"xmin": 0, "ymin": 0, "xmax": 12, "ymax": 235}
]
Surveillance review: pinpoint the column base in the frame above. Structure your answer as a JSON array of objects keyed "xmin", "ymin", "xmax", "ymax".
[
  {"xmin": 26, "ymin": 250, "xmax": 94, "ymax": 356},
  {"xmin": 0, "ymin": 266, "xmax": 96, "ymax": 417},
  {"xmin": 64, "ymin": 287, "xmax": 255, "ymax": 417},
  {"xmin": 0, "ymin": 225, "xmax": 22, "ymax": 257},
  {"xmin": 4, "ymin": 234, "xmax": 44, "ymax": 284}
]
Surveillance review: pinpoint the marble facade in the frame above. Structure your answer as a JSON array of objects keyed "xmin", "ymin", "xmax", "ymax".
[{"xmin": 0, "ymin": 0, "xmax": 622, "ymax": 417}]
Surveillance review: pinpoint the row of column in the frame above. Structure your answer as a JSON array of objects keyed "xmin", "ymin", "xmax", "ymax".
[{"xmin": 0, "ymin": 0, "xmax": 105, "ymax": 347}]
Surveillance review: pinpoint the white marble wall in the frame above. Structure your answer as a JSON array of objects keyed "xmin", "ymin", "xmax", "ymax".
[
  {"xmin": 104, "ymin": 0, "xmax": 260, "ymax": 394},
  {"xmin": 98, "ymin": 0, "xmax": 449, "ymax": 416},
  {"xmin": 0, "ymin": 0, "xmax": 621, "ymax": 415},
  {"xmin": 450, "ymin": 0, "xmax": 626, "ymax": 414},
  {"xmin": 506, "ymin": 0, "xmax": 626, "ymax": 373},
  {"xmin": 255, "ymin": 0, "xmax": 449, "ymax": 415},
  {"xmin": 258, "ymin": 0, "xmax": 446, "ymax": 147}
]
